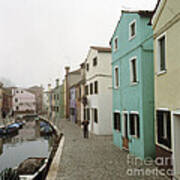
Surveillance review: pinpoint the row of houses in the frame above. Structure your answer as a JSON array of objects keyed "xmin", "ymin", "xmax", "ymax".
[
  {"xmin": 0, "ymin": 84, "xmax": 44, "ymax": 119},
  {"xmin": 47, "ymin": 0, "xmax": 180, "ymax": 178}
]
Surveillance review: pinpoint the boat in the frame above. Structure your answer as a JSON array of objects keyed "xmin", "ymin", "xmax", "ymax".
[
  {"xmin": 40, "ymin": 125, "xmax": 53, "ymax": 135},
  {"xmin": 17, "ymin": 157, "xmax": 48, "ymax": 180}
]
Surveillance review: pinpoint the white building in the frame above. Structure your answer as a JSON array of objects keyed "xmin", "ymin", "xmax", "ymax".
[
  {"xmin": 84, "ymin": 46, "xmax": 112, "ymax": 135},
  {"xmin": 12, "ymin": 88, "xmax": 36, "ymax": 113}
]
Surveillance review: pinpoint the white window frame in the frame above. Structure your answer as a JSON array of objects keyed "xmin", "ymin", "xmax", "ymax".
[
  {"xmin": 130, "ymin": 111, "xmax": 139, "ymax": 138},
  {"xmin": 156, "ymin": 32, "xmax": 167, "ymax": 75},
  {"xmin": 114, "ymin": 65, "xmax": 119, "ymax": 89},
  {"xmin": 155, "ymin": 108, "xmax": 172, "ymax": 152},
  {"xmin": 129, "ymin": 57, "xmax": 138, "ymax": 85},
  {"xmin": 129, "ymin": 19, "xmax": 136, "ymax": 40},
  {"xmin": 122, "ymin": 111, "xmax": 129, "ymax": 138},
  {"xmin": 113, "ymin": 36, "xmax": 118, "ymax": 51},
  {"xmin": 114, "ymin": 110, "xmax": 121, "ymax": 132}
]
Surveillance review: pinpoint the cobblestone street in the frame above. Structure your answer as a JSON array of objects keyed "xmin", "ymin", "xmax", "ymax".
[{"xmin": 56, "ymin": 119, "xmax": 169, "ymax": 180}]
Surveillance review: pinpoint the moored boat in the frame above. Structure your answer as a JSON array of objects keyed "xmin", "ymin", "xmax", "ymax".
[{"xmin": 17, "ymin": 157, "xmax": 48, "ymax": 180}]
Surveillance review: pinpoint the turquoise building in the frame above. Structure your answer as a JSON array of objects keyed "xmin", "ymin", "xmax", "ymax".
[{"xmin": 110, "ymin": 11, "xmax": 155, "ymax": 159}]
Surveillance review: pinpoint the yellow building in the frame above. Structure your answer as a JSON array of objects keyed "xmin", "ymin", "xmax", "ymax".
[{"xmin": 152, "ymin": 0, "xmax": 180, "ymax": 178}]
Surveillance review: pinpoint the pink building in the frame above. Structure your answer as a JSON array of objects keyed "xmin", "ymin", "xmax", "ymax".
[{"xmin": 12, "ymin": 88, "xmax": 36, "ymax": 113}]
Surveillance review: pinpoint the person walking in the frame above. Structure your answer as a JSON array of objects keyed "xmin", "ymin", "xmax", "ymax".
[{"xmin": 82, "ymin": 120, "xmax": 89, "ymax": 138}]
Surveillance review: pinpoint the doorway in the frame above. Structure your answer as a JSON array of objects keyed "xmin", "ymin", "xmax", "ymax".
[
  {"xmin": 172, "ymin": 112, "xmax": 180, "ymax": 178},
  {"xmin": 122, "ymin": 112, "xmax": 129, "ymax": 150}
]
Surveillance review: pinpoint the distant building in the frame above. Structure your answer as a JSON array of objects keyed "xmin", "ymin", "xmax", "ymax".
[
  {"xmin": 2, "ymin": 87, "xmax": 12, "ymax": 114},
  {"xmin": 69, "ymin": 63, "xmax": 85, "ymax": 126},
  {"xmin": 28, "ymin": 86, "xmax": 44, "ymax": 114},
  {"xmin": 0, "ymin": 82, "xmax": 3, "ymax": 111},
  {"xmin": 64, "ymin": 67, "xmax": 81, "ymax": 119},
  {"xmin": 12, "ymin": 88, "xmax": 36, "ymax": 114},
  {"xmin": 84, "ymin": 46, "xmax": 112, "ymax": 135}
]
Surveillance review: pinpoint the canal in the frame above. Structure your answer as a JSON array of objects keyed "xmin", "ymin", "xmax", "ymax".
[{"xmin": 0, "ymin": 119, "xmax": 55, "ymax": 173}]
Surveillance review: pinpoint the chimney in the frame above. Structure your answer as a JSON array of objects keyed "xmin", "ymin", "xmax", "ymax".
[
  {"xmin": 65, "ymin": 66, "xmax": 70, "ymax": 76},
  {"xmin": 48, "ymin": 84, "xmax": 51, "ymax": 91},
  {"xmin": 56, "ymin": 79, "xmax": 59, "ymax": 87}
]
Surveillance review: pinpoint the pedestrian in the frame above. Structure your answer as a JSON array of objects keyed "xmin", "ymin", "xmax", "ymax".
[{"xmin": 82, "ymin": 120, "xmax": 89, "ymax": 138}]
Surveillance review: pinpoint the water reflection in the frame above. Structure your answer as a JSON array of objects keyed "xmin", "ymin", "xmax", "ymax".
[
  {"xmin": 0, "ymin": 120, "xmax": 55, "ymax": 172},
  {"xmin": 0, "ymin": 138, "xmax": 3, "ymax": 156}
]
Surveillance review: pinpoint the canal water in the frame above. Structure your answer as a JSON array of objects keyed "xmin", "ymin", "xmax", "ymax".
[{"xmin": 0, "ymin": 120, "xmax": 55, "ymax": 173}]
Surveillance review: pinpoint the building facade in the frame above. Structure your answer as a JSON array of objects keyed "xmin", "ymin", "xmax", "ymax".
[
  {"xmin": 64, "ymin": 67, "xmax": 81, "ymax": 119},
  {"xmin": 152, "ymin": 0, "xmax": 180, "ymax": 177},
  {"xmin": 28, "ymin": 86, "xmax": 43, "ymax": 114},
  {"xmin": 111, "ymin": 11, "xmax": 155, "ymax": 159},
  {"xmin": 85, "ymin": 46, "xmax": 112, "ymax": 135},
  {"xmin": 12, "ymin": 88, "xmax": 36, "ymax": 114}
]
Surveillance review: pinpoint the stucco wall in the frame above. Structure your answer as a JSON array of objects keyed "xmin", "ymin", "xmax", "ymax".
[
  {"xmin": 154, "ymin": 20, "xmax": 180, "ymax": 110},
  {"xmin": 85, "ymin": 48, "xmax": 112, "ymax": 135}
]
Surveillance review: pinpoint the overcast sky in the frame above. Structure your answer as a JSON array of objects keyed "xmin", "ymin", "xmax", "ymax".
[{"xmin": 0, "ymin": 0, "xmax": 157, "ymax": 89}]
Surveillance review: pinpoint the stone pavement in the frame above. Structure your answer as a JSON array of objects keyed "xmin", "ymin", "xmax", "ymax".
[{"xmin": 56, "ymin": 119, "xmax": 169, "ymax": 180}]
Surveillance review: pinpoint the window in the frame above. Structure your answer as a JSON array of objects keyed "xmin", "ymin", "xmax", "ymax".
[
  {"xmin": 130, "ymin": 58, "xmax": 137, "ymax": 83},
  {"xmin": 114, "ymin": 112, "xmax": 121, "ymax": 131},
  {"xmin": 90, "ymin": 83, "xmax": 93, "ymax": 94},
  {"xmin": 114, "ymin": 66, "xmax": 119, "ymax": 88},
  {"xmin": 16, "ymin": 106, "xmax": 19, "ymax": 111},
  {"xmin": 93, "ymin": 109, "xmax": 98, "ymax": 123},
  {"xmin": 94, "ymin": 81, "xmax": 98, "ymax": 94},
  {"xmin": 85, "ymin": 85, "xmax": 89, "ymax": 95},
  {"xmin": 70, "ymin": 108, "xmax": 75, "ymax": 115},
  {"xmin": 86, "ymin": 63, "xmax": 89, "ymax": 71},
  {"xmin": 57, "ymin": 106, "xmax": 59, "ymax": 112},
  {"xmin": 21, "ymin": 91, "xmax": 23, "ymax": 93},
  {"xmin": 129, "ymin": 20, "xmax": 136, "ymax": 40},
  {"xmin": 57, "ymin": 95, "xmax": 59, "ymax": 100},
  {"xmin": 157, "ymin": 35, "xmax": 166, "ymax": 72},
  {"xmin": 16, "ymin": 91, "xmax": 19, "ymax": 94},
  {"xmin": 93, "ymin": 57, "xmax": 97, "ymax": 66},
  {"xmin": 157, "ymin": 110, "xmax": 171, "ymax": 149},
  {"xmin": 87, "ymin": 108, "xmax": 90, "ymax": 121},
  {"xmin": 84, "ymin": 108, "xmax": 86, "ymax": 120},
  {"xmin": 15, "ymin": 98, "xmax": 18, "ymax": 103},
  {"xmin": 130, "ymin": 113, "xmax": 140, "ymax": 138},
  {"xmin": 114, "ymin": 37, "xmax": 118, "ymax": 51}
]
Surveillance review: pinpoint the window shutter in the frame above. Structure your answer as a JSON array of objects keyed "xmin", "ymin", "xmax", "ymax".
[
  {"xmin": 167, "ymin": 112, "xmax": 171, "ymax": 149},
  {"xmin": 137, "ymin": 115, "xmax": 140, "ymax": 138},
  {"xmin": 130, "ymin": 114, "xmax": 135, "ymax": 135}
]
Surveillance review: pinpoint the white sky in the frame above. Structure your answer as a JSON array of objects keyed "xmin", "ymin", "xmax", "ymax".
[{"xmin": 0, "ymin": 0, "xmax": 157, "ymax": 89}]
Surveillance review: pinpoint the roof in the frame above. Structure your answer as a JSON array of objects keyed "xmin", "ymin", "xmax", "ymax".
[
  {"xmin": 109, "ymin": 10, "xmax": 153, "ymax": 45},
  {"xmin": 90, "ymin": 46, "xmax": 111, "ymax": 53},
  {"xmin": 149, "ymin": 0, "xmax": 161, "ymax": 25},
  {"xmin": 69, "ymin": 68, "xmax": 81, "ymax": 75},
  {"xmin": 122, "ymin": 10, "xmax": 154, "ymax": 17}
]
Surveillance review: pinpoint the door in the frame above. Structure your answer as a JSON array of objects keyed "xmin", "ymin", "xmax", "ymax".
[
  {"xmin": 122, "ymin": 113, "xmax": 129, "ymax": 150},
  {"xmin": 172, "ymin": 113, "xmax": 180, "ymax": 178}
]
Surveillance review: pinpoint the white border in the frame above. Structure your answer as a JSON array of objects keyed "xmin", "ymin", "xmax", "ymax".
[
  {"xmin": 156, "ymin": 32, "xmax": 167, "ymax": 74},
  {"xmin": 113, "ymin": 36, "xmax": 118, "ymax": 52},
  {"xmin": 129, "ymin": 19, "xmax": 136, "ymax": 41},
  {"xmin": 114, "ymin": 110, "xmax": 121, "ymax": 132},
  {"xmin": 155, "ymin": 108, "xmax": 172, "ymax": 152},
  {"xmin": 114, "ymin": 65, "xmax": 119, "ymax": 89},
  {"xmin": 122, "ymin": 111, "xmax": 129, "ymax": 138},
  {"xmin": 129, "ymin": 56, "xmax": 138, "ymax": 85}
]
